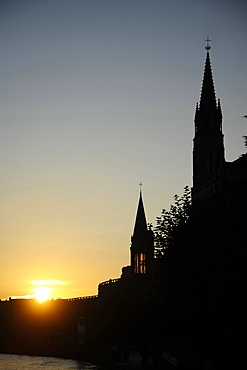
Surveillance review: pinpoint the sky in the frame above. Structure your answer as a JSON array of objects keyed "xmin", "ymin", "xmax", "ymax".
[{"xmin": 0, "ymin": 0, "xmax": 246, "ymax": 300}]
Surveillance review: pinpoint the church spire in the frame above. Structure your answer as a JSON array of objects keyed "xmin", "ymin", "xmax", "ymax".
[
  {"xmin": 130, "ymin": 186, "xmax": 154, "ymax": 276},
  {"xmin": 199, "ymin": 47, "xmax": 217, "ymax": 114},
  {"xmin": 193, "ymin": 40, "xmax": 225, "ymax": 195},
  {"xmin": 195, "ymin": 39, "xmax": 222, "ymax": 134},
  {"xmin": 133, "ymin": 187, "xmax": 147, "ymax": 239}
]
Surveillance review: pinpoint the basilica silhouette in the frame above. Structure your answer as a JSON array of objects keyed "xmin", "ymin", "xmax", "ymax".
[
  {"xmin": 1, "ymin": 42, "xmax": 246, "ymax": 368},
  {"xmin": 193, "ymin": 40, "xmax": 247, "ymax": 201},
  {"xmin": 99, "ymin": 39, "xmax": 247, "ymax": 295}
]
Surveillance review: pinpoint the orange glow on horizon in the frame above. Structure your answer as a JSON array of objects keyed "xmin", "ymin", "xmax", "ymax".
[{"xmin": 31, "ymin": 280, "xmax": 70, "ymax": 302}]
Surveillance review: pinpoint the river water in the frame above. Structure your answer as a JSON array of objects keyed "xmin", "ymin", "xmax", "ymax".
[{"xmin": 0, "ymin": 354, "xmax": 100, "ymax": 370}]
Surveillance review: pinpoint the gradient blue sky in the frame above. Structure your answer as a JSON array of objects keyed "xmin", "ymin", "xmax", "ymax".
[{"xmin": 0, "ymin": 0, "xmax": 246, "ymax": 300}]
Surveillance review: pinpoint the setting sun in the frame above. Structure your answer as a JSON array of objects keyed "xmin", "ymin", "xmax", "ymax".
[
  {"xmin": 34, "ymin": 286, "xmax": 51, "ymax": 303},
  {"xmin": 31, "ymin": 280, "xmax": 69, "ymax": 301}
]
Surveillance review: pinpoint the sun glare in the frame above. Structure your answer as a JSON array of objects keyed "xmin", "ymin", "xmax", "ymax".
[
  {"xmin": 34, "ymin": 286, "xmax": 51, "ymax": 303},
  {"xmin": 31, "ymin": 279, "xmax": 69, "ymax": 301}
]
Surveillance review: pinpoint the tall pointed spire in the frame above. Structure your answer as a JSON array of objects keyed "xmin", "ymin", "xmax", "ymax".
[
  {"xmin": 133, "ymin": 189, "xmax": 147, "ymax": 239},
  {"xmin": 199, "ymin": 50, "xmax": 217, "ymax": 113},
  {"xmin": 195, "ymin": 40, "xmax": 222, "ymax": 135},
  {"xmin": 193, "ymin": 40, "xmax": 225, "ymax": 195}
]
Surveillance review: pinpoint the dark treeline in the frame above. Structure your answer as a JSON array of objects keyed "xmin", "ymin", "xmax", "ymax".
[
  {"xmin": 151, "ymin": 178, "xmax": 246, "ymax": 366},
  {"xmin": 152, "ymin": 184, "xmax": 246, "ymax": 358}
]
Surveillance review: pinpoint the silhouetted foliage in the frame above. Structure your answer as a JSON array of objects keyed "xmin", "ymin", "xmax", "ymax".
[
  {"xmin": 243, "ymin": 135, "xmax": 247, "ymax": 148},
  {"xmin": 154, "ymin": 185, "xmax": 191, "ymax": 257},
  {"xmin": 242, "ymin": 114, "xmax": 247, "ymax": 148},
  {"xmin": 150, "ymin": 182, "xmax": 246, "ymax": 363}
]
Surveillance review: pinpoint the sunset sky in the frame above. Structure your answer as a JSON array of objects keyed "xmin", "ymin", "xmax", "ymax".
[{"xmin": 0, "ymin": 0, "xmax": 246, "ymax": 300}]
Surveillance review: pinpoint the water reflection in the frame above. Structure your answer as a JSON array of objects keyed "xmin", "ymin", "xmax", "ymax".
[{"xmin": 0, "ymin": 354, "xmax": 99, "ymax": 370}]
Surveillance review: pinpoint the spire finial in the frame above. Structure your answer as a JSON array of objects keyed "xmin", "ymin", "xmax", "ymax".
[
  {"xmin": 139, "ymin": 182, "xmax": 143, "ymax": 193},
  {"xmin": 205, "ymin": 37, "xmax": 211, "ymax": 51}
]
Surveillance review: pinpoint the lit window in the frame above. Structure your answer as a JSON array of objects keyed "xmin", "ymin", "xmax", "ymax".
[
  {"xmin": 134, "ymin": 253, "xmax": 146, "ymax": 274},
  {"xmin": 134, "ymin": 254, "xmax": 139, "ymax": 274},
  {"xmin": 139, "ymin": 253, "xmax": 146, "ymax": 273}
]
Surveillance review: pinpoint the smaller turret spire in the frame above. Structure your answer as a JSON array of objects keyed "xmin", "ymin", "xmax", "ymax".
[
  {"xmin": 130, "ymin": 187, "xmax": 154, "ymax": 277},
  {"xmin": 133, "ymin": 189, "xmax": 147, "ymax": 239}
]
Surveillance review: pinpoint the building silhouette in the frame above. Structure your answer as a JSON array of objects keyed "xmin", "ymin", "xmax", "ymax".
[
  {"xmin": 193, "ymin": 41, "xmax": 247, "ymax": 201},
  {"xmin": 1, "ymin": 43, "xmax": 246, "ymax": 367},
  {"xmin": 98, "ymin": 188, "xmax": 154, "ymax": 296},
  {"xmin": 91, "ymin": 40, "xmax": 247, "ymax": 297},
  {"xmin": 130, "ymin": 189, "xmax": 154, "ymax": 277}
]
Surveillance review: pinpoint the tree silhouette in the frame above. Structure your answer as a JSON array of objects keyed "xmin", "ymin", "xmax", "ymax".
[
  {"xmin": 151, "ymin": 183, "xmax": 246, "ymax": 363},
  {"xmin": 154, "ymin": 185, "xmax": 191, "ymax": 257}
]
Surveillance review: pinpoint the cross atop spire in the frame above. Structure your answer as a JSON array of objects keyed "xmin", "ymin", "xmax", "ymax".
[
  {"xmin": 139, "ymin": 182, "xmax": 143, "ymax": 193},
  {"xmin": 205, "ymin": 37, "xmax": 211, "ymax": 51}
]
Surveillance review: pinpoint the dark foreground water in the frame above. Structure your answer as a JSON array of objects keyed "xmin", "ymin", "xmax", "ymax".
[{"xmin": 0, "ymin": 354, "xmax": 100, "ymax": 370}]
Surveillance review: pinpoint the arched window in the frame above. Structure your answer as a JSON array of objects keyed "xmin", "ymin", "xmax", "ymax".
[{"xmin": 134, "ymin": 253, "xmax": 146, "ymax": 274}]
